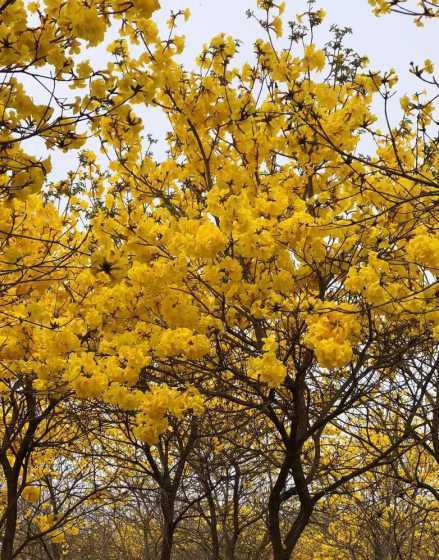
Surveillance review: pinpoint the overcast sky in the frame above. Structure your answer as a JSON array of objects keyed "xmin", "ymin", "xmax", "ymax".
[
  {"xmin": 33, "ymin": 0, "xmax": 439, "ymax": 178},
  {"xmin": 142, "ymin": 0, "xmax": 439, "ymax": 159},
  {"xmin": 158, "ymin": 0, "xmax": 437, "ymax": 80}
]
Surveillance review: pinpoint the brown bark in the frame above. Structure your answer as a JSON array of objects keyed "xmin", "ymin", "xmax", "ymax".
[
  {"xmin": 159, "ymin": 487, "xmax": 176, "ymax": 560},
  {"xmin": 1, "ymin": 477, "xmax": 19, "ymax": 560}
]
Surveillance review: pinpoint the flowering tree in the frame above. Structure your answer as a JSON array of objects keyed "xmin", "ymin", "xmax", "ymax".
[{"xmin": 1, "ymin": 1, "xmax": 439, "ymax": 559}]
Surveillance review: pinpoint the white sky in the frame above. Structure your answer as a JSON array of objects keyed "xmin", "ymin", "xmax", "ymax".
[
  {"xmin": 159, "ymin": 0, "xmax": 438, "ymax": 85},
  {"xmin": 146, "ymin": 0, "xmax": 439, "ymax": 160},
  {"xmin": 27, "ymin": 0, "xmax": 439, "ymax": 179}
]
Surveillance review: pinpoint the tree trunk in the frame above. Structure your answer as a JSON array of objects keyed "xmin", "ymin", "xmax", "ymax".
[
  {"xmin": 49, "ymin": 541, "xmax": 62, "ymax": 560},
  {"xmin": 1, "ymin": 477, "xmax": 18, "ymax": 560},
  {"xmin": 160, "ymin": 489, "xmax": 175, "ymax": 560},
  {"xmin": 268, "ymin": 357, "xmax": 315, "ymax": 560},
  {"xmin": 268, "ymin": 460, "xmax": 291, "ymax": 560},
  {"xmin": 160, "ymin": 533, "xmax": 174, "ymax": 560},
  {"xmin": 206, "ymin": 492, "xmax": 220, "ymax": 560},
  {"xmin": 225, "ymin": 542, "xmax": 237, "ymax": 560}
]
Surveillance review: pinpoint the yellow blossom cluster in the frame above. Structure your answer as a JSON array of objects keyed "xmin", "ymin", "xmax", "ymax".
[
  {"xmin": 406, "ymin": 229, "xmax": 439, "ymax": 270},
  {"xmin": 304, "ymin": 304, "xmax": 362, "ymax": 369},
  {"xmin": 248, "ymin": 337, "xmax": 286, "ymax": 388}
]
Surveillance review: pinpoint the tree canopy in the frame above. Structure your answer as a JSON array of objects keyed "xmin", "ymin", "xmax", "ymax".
[{"xmin": 0, "ymin": 1, "xmax": 438, "ymax": 559}]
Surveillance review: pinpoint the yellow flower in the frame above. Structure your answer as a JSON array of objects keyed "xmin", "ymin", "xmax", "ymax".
[
  {"xmin": 248, "ymin": 336, "xmax": 286, "ymax": 388},
  {"xmin": 22, "ymin": 486, "xmax": 41, "ymax": 503},
  {"xmin": 424, "ymin": 59, "xmax": 434, "ymax": 74},
  {"xmin": 303, "ymin": 44, "xmax": 326, "ymax": 71}
]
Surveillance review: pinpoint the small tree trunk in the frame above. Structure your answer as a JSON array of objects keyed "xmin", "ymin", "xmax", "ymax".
[
  {"xmin": 206, "ymin": 492, "xmax": 220, "ymax": 560},
  {"xmin": 1, "ymin": 477, "xmax": 18, "ymax": 560},
  {"xmin": 160, "ymin": 532, "xmax": 174, "ymax": 560},
  {"xmin": 160, "ymin": 489, "xmax": 175, "ymax": 560},
  {"xmin": 225, "ymin": 541, "xmax": 237, "ymax": 560},
  {"xmin": 50, "ymin": 541, "xmax": 63, "ymax": 560}
]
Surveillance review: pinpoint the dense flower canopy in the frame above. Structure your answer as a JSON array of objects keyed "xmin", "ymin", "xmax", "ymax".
[{"xmin": 0, "ymin": 1, "xmax": 438, "ymax": 559}]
